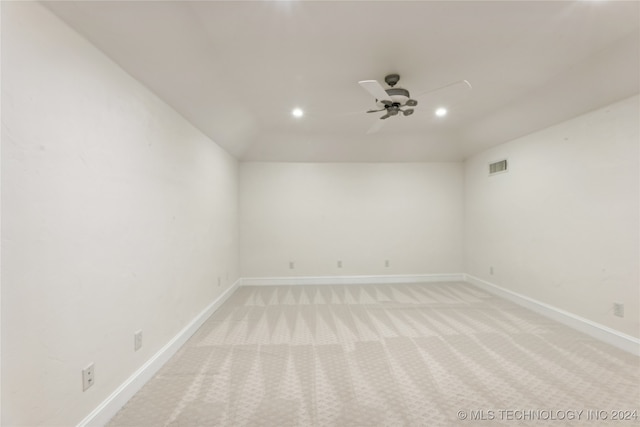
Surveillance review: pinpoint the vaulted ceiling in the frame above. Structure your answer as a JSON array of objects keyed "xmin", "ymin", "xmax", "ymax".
[{"xmin": 45, "ymin": 1, "xmax": 639, "ymax": 162}]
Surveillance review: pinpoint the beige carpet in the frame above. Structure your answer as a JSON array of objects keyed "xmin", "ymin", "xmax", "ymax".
[{"xmin": 107, "ymin": 282, "xmax": 639, "ymax": 426}]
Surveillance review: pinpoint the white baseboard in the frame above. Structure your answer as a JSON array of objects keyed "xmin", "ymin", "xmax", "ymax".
[
  {"xmin": 241, "ymin": 273, "xmax": 465, "ymax": 287},
  {"xmin": 465, "ymin": 274, "xmax": 640, "ymax": 356},
  {"xmin": 76, "ymin": 279, "xmax": 241, "ymax": 427}
]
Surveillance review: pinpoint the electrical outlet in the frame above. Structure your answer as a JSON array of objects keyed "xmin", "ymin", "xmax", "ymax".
[
  {"xmin": 82, "ymin": 363, "xmax": 95, "ymax": 391},
  {"xmin": 490, "ymin": 266, "xmax": 494, "ymax": 275},
  {"xmin": 217, "ymin": 277, "xmax": 221, "ymax": 287},
  {"xmin": 385, "ymin": 260, "xmax": 390, "ymax": 268},
  {"xmin": 337, "ymin": 260, "xmax": 342, "ymax": 268},
  {"xmin": 289, "ymin": 261, "xmax": 295, "ymax": 269},
  {"xmin": 613, "ymin": 303, "xmax": 624, "ymax": 318},
  {"xmin": 134, "ymin": 330, "xmax": 143, "ymax": 351}
]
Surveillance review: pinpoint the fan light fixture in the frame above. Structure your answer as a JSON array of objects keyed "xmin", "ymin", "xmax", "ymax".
[
  {"xmin": 292, "ymin": 108, "xmax": 304, "ymax": 118},
  {"xmin": 435, "ymin": 107, "xmax": 448, "ymax": 117}
]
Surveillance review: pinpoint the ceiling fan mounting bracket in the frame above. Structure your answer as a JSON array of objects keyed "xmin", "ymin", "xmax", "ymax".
[{"xmin": 385, "ymin": 74, "xmax": 400, "ymax": 87}]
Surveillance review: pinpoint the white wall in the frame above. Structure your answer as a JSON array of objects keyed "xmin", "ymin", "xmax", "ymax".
[
  {"xmin": 240, "ymin": 162, "xmax": 464, "ymax": 277},
  {"xmin": 0, "ymin": 3, "xmax": 3, "ymax": 422},
  {"xmin": 464, "ymin": 95, "xmax": 639, "ymax": 338},
  {"xmin": 1, "ymin": 3, "xmax": 239, "ymax": 426},
  {"xmin": 1, "ymin": 2, "xmax": 637, "ymax": 425}
]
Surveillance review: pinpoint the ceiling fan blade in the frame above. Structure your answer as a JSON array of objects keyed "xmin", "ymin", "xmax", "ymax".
[
  {"xmin": 358, "ymin": 80, "xmax": 392, "ymax": 103},
  {"xmin": 415, "ymin": 79, "xmax": 472, "ymax": 99},
  {"xmin": 366, "ymin": 118, "xmax": 386, "ymax": 135}
]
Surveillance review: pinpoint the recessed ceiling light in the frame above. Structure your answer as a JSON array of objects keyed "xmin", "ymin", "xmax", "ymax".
[
  {"xmin": 292, "ymin": 108, "xmax": 304, "ymax": 118},
  {"xmin": 435, "ymin": 107, "xmax": 447, "ymax": 117}
]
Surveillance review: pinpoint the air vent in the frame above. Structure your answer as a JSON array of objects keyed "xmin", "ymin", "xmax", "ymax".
[{"xmin": 489, "ymin": 159, "xmax": 508, "ymax": 175}]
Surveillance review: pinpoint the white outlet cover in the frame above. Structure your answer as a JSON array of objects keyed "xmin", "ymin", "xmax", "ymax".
[
  {"xmin": 82, "ymin": 363, "xmax": 95, "ymax": 391},
  {"xmin": 613, "ymin": 303, "xmax": 624, "ymax": 318},
  {"xmin": 134, "ymin": 330, "xmax": 143, "ymax": 351}
]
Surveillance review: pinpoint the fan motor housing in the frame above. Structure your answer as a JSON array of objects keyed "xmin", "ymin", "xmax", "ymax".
[{"xmin": 377, "ymin": 87, "xmax": 410, "ymax": 108}]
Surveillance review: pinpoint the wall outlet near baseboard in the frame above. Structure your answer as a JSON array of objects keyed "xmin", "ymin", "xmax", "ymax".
[
  {"xmin": 613, "ymin": 303, "xmax": 624, "ymax": 318},
  {"xmin": 490, "ymin": 266, "xmax": 494, "ymax": 275},
  {"xmin": 337, "ymin": 260, "xmax": 342, "ymax": 268},
  {"xmin": 134, "ymin": 330, "xmax": 143, "ymax": 351},
  {"xmin": 289, "ymin": 261, "xmax": 295, "ymax": 269},
  {"xmin": 385, "ymin": 260, "xmax": 390, "ymax": 268},
  {"xmin": 82, "ymin": 363, "xmax": 95, "ymax": 391}
]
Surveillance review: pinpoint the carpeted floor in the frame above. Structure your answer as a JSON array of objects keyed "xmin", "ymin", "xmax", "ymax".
[{"xmin": 107, "ymin": 282, "xmax": 639, "ymax": 426}]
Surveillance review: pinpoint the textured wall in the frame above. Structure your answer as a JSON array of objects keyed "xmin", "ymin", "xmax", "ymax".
[
  {"xmin": 464, "ymin": 95, "xmax": 639, "ymax": 338},
  {"xmin": 240, "ymin": 162, "xmax": 464, "ymax": 277},
  {"xmin": 1, "ymin": 3, "xmax": 239, "ymax": 425}
]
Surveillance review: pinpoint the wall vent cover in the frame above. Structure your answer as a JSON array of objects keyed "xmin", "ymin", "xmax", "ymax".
[{"xmin": 489, "ymin": 159, "xmax": 508, "ymax": 175}]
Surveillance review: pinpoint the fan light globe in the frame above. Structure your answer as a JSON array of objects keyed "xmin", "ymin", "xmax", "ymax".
[
  {"xmin": 292, "ymin": 108, "xmax": 304, "ymax": 118},
  {"xmin": 435, "ymin": 107, "xmax": 447, "ymax": 117}
]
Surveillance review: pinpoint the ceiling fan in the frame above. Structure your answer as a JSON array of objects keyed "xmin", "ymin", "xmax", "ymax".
[{"xmin": 358, "ymin": 74, "xmax": 472, "ymax": 134}]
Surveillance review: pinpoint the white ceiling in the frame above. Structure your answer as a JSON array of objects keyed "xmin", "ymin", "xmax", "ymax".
[{"xmin": 45, "ymin": 1, "xmax": 639, "ymax": 162}]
